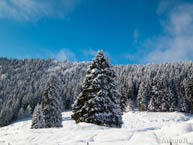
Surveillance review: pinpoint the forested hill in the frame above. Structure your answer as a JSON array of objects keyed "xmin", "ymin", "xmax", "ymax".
[{"xmin": 0, "ymin": 57, "xmax": 193, "ymax": 127}]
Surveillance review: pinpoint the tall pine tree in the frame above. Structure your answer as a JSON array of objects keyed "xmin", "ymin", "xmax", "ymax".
[
  {"xmin": 42, "ymin": 75, "xmax": 63, "ymax": 128},
  {"xmin": 137, "ymin": 78, "xmax": 152, "ymax": 111},
  {"xmin": 31, "ymin": 75, "xmax": 63, "ymax": 129},
  {"xmin": 72, "ymin": 51, "xmax": 123, "ymax": 127}
]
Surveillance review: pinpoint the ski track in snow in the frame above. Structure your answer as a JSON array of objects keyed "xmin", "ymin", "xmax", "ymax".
[{"xmin": 0, "ymin": 111, "xmax": 193, "ymax": 145}]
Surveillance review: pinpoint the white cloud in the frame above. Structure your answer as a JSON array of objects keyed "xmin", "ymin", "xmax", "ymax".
[
  {"xmin": 145, "ymin": 2, "xmax": 193, "ymax": 63},
  {"xmin": 40, "ymin": 48, "xmax": 76, "ymax": 61},
  {"xmin": 54, "ymin": 49, "xmax": 76, "ymax": 61},
  {"xmin": 0, "ymin": 0, "xmax": 81, "ymax": 21},
  {"xmin": 81, "ymin": 48, "xmax": 98, "ymax": 57}
]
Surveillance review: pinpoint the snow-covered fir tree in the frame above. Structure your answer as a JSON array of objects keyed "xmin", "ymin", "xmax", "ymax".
[
  {"xmin": 72, "ymin": 51, "xmax": 123, "ymax": 127},
  {"xmin": 137, "ymin": 78, "xmax": 152, "ymax": 111},
  {"xmin": 31, "ymin": 104, "xmax": 44, "ymax": 129},
  {"xmin": 185, "ymin": 76, "xmax": 193, "ymax": 112},
  {"xmin": 31, "ymin": 75, "xmax": 63, "ymax": 129},
  {"xmin": 120, "ymin": 84, "xmax": 129, "ymax": 112},
  {"xmin": 181, "ymin": 75, "xmax": 193, "ymax": 113},
  {"xmin": 41, "ymin": 75, "xmax": 63, "ymax": 128},
  {"xmin": 147, "ymin": 78, "xmax": 176, "ymax": 112},
  {"xmin": 114, "ymin": 67, "xmax": 129, "ymax": 112}
]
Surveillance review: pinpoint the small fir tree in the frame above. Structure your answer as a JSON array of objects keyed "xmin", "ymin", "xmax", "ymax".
[
  {"xmin": 31, "ymin": 104, "xmax": 44, "ymax": 129},
  {"xmin": 72, "ymin": 51, "xmax": 123, "ymax": 127},
  {"xmin": 31, "ymin": 75, "xmax": 63, "ymax": 129},
  {"xmin": 42, "ymin": 75, "xmax": 63, "ymax": 128}
]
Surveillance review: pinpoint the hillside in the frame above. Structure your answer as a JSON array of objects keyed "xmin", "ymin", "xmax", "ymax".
[{"xmin": 0, "ymin": 58, "xmax": 193, "ymax": 127}]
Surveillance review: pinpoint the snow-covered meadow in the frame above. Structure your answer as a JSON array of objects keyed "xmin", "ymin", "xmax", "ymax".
[{"xmin": 0, "ymin": 111, "xmax": 193, "ymax": 145}]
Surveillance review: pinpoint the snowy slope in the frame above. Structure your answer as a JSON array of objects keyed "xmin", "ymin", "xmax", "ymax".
[{"xmin": 0, "ymin": 111, "xmax": 193, "ymax": 145}]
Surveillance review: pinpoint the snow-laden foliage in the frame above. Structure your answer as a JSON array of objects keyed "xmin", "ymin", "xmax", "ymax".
[
  {"xmin": 137, "ymin": 78, "xmax": 152, "ymax": 111},
  {"xmin": 31, "ymin": 75, "xmax": 63, "ymax": 128},
  {"xmin": 72, "ymin": 51, "xmax": 123, "ymax": 127},
  {"xmin": 116, "ymin": 62, "xmax": 193, "ymax": 113},
  {"xmin": 0, "ymin": 58, "xmax": 53, "ymax": 127},
  {"xmin": 181, "ymin": 74, "xmax": 193, "ymax": 113},
  {"xmin": 147, "ymin": 78, "xmax": 176, "ymax": 112},
  {"xmin": 31, "ymin": 104, "xmax": 44, "ymax": 129},
  {"xmin": 0, "ymin": 57, "xmax": 193, "ymax": 127},
  {"xmin": 41, "ymin": 75, "xmax": 63, "ymax": 128},
  {"xmin": 0, "ymin": 58, "xmax": 88, "ymax": 127}
]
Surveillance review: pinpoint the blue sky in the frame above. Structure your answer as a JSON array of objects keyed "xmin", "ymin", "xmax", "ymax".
[{"xmin": 0, "ymin": 0, "xmax": 193, "ymax": 64}]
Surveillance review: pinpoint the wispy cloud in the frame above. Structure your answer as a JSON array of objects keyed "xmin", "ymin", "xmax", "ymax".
[
  {"xmin": 41, "ymin": 48, "xmax": 76, "ymax": 61},
  {"xmin": 144, "ymin": 1, "xmax": 193, "ymax": 63},
  {"xmin": 0, "ymin": 0, "xmax": 81, "ymax": 21},
  {"xmin": 54, "ymin": 49, "xmax": 76, "ymax": 61},
  {"xmin": 81, "ymin": 48, "xmax": 98, "ymax": 57}
]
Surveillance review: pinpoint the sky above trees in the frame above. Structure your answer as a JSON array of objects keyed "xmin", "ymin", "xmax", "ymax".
[{"xmin": 0, "ymin": 0, "xmax": 193, "ymax": 64}]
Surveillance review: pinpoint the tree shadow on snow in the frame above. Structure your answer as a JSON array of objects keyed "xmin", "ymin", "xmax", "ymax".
[{"xmin": 135, "ymin": 127, "xmax": 160, "ymax": 132}]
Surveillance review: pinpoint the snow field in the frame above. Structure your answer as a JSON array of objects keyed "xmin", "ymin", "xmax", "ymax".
[{"xmin": 0, "ymin": 111, "xmax": 193, "ymax": 145}]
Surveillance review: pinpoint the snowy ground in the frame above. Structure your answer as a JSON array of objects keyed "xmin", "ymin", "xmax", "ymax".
[{"xmin": 0, "ymin": 111, "xmax": 193, "ymax": 145}]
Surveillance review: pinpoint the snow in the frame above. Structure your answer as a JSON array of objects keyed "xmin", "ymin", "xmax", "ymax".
[
  {"xmin": 0, "ymin": 111, "xmax": 193, "ymax": 145},
  {"xmin": 91, "ymin": 68, "xmax": 100, "ymax": 74}
]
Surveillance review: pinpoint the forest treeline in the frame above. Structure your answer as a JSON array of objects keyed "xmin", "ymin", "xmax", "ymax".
[{"xmin": 0, "ymin": 57, "xmax": 192, "ymax": 127}]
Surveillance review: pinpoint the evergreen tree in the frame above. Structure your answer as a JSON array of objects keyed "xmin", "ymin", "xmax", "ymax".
[
  {"xmin": 148, "ymin": 78, "xmax": 176, "ymax": 112},
  {"xmin": 137, "ymin": 78, "xmax": 152, "ymax": 111},
  {"xmin": 31, "ymin": 75, "xmax": 63, "ymax": 129},
  {"xmin": 42, "ymin": 75, "xmax": 63, "ymax": 128},
  {"xmin": 120, "ymin": 84, "xmax": 129, "ymax": 112},
  {"xmin": 31, "ymin": 104, "xmax": 44, "ymax": 129},
  {"xmin": 185, "ymin": 77, "xmax": 193, "ymax": 104},
  {"xmin": 181, "ymin": 75, "xmax": 193, "ymax": 112},
  {"xmin": 72, "ymin": 51, "xmax": 123, "ymax": 127}
]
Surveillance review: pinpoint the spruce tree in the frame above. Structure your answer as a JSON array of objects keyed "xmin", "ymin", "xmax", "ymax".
[
  {"xmin": 31, "ymin": 75, "xmax": 63, "ymax": 129},
  {"xmin": 72, "ymin": 51, "xmax": 123, "ymax": 127},
  {"xmin": 182, "ymin": 75, "xmax": 193, "ymax": 112},
  {"xmin": 120, "ymin": 84, "xmax": 129, "ymax": 112},
  {"xmin": 42, "ymin": 75, "xmax": 63, "ymax": 128},
  {"xmin": 137, "ymin": 79, "xmax": 152, "ymax": 111},
  {"xmin": 147, "ymin": 78, "xmax": 176, "ymax": 112},
  {"xmin": 31, "ymin": 104, "xmax": 44, "ymax": 129}
]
